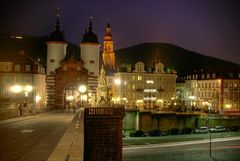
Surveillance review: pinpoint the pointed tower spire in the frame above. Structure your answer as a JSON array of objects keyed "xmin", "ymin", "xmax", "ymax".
[
  {"xmin": 88, "ymin": 16, "xmax": 93, "ymax": 32},
  {"xmin": 55, "ymin": 6, "xmax": 61, "ymax": 32},
  {"xmin": 47, "ymin": 6, "xmax": 66, "ymax": 42},
  {"xmin": 81, "ymin": 16, "xmax": 99, "ymax": 43},
  {"xmin": 104, "ymin": 21, "xmax": 112, "ymax": 41},
  {"xmin": 106, "ymin": 21, "xmax": 111, "ymax": 34}
]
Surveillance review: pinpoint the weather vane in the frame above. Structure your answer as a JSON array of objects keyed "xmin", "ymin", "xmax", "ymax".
[
  {"xmin": 88, "ymin": 9, "xmax": 93, "ymax": 20},
  {"xmin": 56, "ymin": 6, "xmax": 60, "ymax": 18}
]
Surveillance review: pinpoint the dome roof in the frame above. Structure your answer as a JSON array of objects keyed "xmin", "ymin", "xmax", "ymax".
[
  {"xmin": 81, "ymin": 18, "xmax": 99, "ymax": 43},
  {"xmin": 48, "ymin": 17, "xmax": 66, "ymax": 42}
]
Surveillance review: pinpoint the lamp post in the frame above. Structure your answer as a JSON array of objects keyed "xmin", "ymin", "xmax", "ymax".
[
  {"xmin": 78, "ymin": 85, "xmax": 87, "ymax": 108},
  {"xmin": 114, "ymin": 78, "xmax": 121, "ymax": 104},
  {"xmin": 11, "ymin": 85, "xmax": 23, "ymax": 106},
  {"xmin": 207, "ymin": 102, "xmax": 212, "ymax": 157},
  {"xmin": 35, "ymin": 94, "xmax": 41, "ymax": 112},
  {"xmin": 146, "ymin": 80, "xmax": 154, "ymax": 110},
  {"xmin": 24, "ymin": 85, "xmax": 32, "ymax": 108}
]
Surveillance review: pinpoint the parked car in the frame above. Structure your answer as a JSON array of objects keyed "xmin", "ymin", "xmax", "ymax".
[
  {"xmin": 180, "ymin": 127, "xmax": 193, "ymax": 134},
  {"xmin": 194, "ymin": 127, "xmax": 209, "ymax": 134},
  {"xmin": 210, "ymin": 126, "xmax": 226, "ymax": 133},
  {"xmin": 148, "ymin": 130, "xmax": 161, "ymax": 136},
  {"xmin": 160, "ymin": 131, "xmax": 170, "ymax": 136},
  {"xmin": 168, "ymin": 128, "xmax": 179, "ymax": 135},
  {"xmin": 229, "ymin": 125, "xmax": 240, "ymax": 132},
  {"xmin": 129, "ymin": 130, "xmax": 146, "ymax": 137}
]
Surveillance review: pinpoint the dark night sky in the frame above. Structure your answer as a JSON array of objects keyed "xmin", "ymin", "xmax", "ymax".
[{"xmin": 0, "ymin": 0, "xmax": 240, "ymax": 64}]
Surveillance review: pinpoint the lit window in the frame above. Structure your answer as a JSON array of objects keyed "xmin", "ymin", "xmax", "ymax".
[
  {"xmin": 37, "ymin": 66, "xmax": 41, "ymax": 73},
  {"xmin": 3, "ymin": 89, "xmax": 9, "ymax": 97},
  {"xmin": 3, "ymin": 64, "xmax": 11, "ymax": 71},
  {"xmin": 15, "ymin": 76, "xmax": 21, "ymax": 83},
  {"xmin": 25, "ymin": 76, "xmax": 32, "ymax": 83},
  {"xmin": 25, "ymin": 65, "xmax": 31, "ymax": 72},
  {"xmin": 3, "ymin": 75, "xmax": 10, "ymax": 83},
  {"xmin": 15, "ymin": 64, "xmax": 21, "ymax": 72},
  {"xmin": 137, "ymin": 75, "xmax": 142, "ymax": 81},
  {"xmin": 132, "ymin": 75, "xmax": 135, "ymax": 80},
  {"xmin": 234, "ymin": 83, "xmax": 237, "ymax": 88},
  {"xmin": 132, "ymin": 84, "xmax": 135, "ymax": 90}
]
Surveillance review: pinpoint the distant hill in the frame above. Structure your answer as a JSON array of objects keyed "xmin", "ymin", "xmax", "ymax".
[
  {"xmin": 0, "ymin": 33, "xmax": 80, "ymax": 66},
  {"xmin": 115, "ymin": 43, "xmax": 240, "ymax": 75},
  {"xmin": 1, "ymin": 34, "xmax": 239, "ymax": 75}
]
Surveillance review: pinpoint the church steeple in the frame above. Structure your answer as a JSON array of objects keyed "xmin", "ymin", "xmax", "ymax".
[
  {"xmin": 55, "ymin": 7, "xmax": 61, "ymax": 32},
  {"xmin": 88, "ymin": 16, "xmax": 93, "ymax": 32},
  {"xmin": 104, "ymin": 21, "xmax": 112, "ymax": 41},
  {"xmin": 102, "ymin": 21, "xmax": 115, "ymax": 72}
]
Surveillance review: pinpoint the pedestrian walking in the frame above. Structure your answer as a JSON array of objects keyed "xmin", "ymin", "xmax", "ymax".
[
  {"xmin": 18, "ymin": 104, "xmax": 23, "ymax": 116},
  {"xmin": 23, "ymin": 101, "xmax": 27, "ymax": 115},
  {"xmin": 72, "ymin": 105, "xmax": 76, "ymax": 114}
]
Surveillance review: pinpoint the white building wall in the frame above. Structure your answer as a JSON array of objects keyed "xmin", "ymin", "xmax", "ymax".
[
  {"xmin": 46, "ymin": 42, "xmax": 67, "ymax": 75},
  {"xmin": 80, "ymin": 44, "xmax": 100, "ymax": 77}
]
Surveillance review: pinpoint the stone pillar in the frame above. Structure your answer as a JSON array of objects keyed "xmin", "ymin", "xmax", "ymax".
[{"xmin": 84, "ymin": 105, "xmax": 125, "ymax": 161}]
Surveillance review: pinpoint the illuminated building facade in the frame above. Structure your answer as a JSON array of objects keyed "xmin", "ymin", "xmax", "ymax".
[
  {"xmin": 0, "ymin": 51, "xmax": 46, "ymax": 113},
  {"xmin": 178, "ymin": 73, "xmax": 240, "ymax": 113},
  {"xmin": 108, "ymin": 60, "xmax": 176, "ymax": 110}
]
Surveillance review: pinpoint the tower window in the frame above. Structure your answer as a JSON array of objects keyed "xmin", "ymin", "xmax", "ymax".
[
  {"xmin": 50, "ymin": 59, "xmax": 55, "ymax": 62},
  {"xmin": 90, "ymin": 72, "xmax": 94, "ymax": 75},
  {"xmin": 90, "ymin": 60, "xmax": 94, "ymax": 64}
]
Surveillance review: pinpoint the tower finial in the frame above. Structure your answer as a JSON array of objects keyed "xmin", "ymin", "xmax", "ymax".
[
  {"xmin": 88, "ymin": 16, "xmax": 93, "ymax": 32},
  {"xmin": 55, "ymin": 6, "xmax": 61, "ymax": 32},
  {"xmin": 106, "ymin": 20, "xmax": 111, "ymax": 34},
  {"xmin": 56, "ymin": 6, "xmax": 60, "ymax": 18}
]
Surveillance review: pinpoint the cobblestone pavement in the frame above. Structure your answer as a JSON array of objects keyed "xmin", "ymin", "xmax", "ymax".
[{"xmin": 0, "ymin": 111, "xmax": 74, "ymax": 161}]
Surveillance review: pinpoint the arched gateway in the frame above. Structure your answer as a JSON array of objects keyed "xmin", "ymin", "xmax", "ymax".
[{"xmin": 54, "ymin": 56, "xmax": 88, "ymax": 109}]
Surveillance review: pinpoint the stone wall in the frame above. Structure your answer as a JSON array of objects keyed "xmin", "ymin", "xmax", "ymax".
[
  {"xmin": 124, "ymin": 109, "xmax": 137, "ymax": 131},
  {"xmin": 197, "ymin": 116, "xmax": 240, "ymax": 128},
  {"xmin": 124, "ymin": 110, "xmax": 240, "ymax": 132},
  {"xmin": 84, "ymin": 106, "xmax": 125, "ymax": 161},
  {"xmin": 124, "ymin": 111, "xmax": 200, "ymax": 131}
]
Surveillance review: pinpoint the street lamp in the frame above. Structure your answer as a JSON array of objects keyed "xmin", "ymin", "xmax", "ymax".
[
  {"xmin": 78, "ymin": 85, "xmax": 87, "ymax": 108},
  {"xmin": 35, "ymin": 94, "xmax": 41, "ymax": 112},
  {"xmin": 114, "ymin": 78, "xmax": 121, "ymax": 103},
  {"xmin": 146, "ymin": 80, "xmax": 154, "ymax": 110},
  {"xmin": 24, "ymin": 85, "xmax": 32, "ymax": 104},
  {"xmin": 11, "ymin": 85, "xmax": 23, "ymax": 106},
  {"xmin": 207, "ymin": 102, "xmax": 212, "ymax": 157},
  {"xmin": 24, "ymin": 85, "xmax": 32, "ymax": 96}
]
